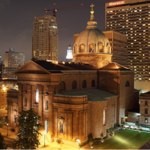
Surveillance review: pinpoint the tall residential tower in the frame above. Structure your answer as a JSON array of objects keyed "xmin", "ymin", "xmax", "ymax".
[
  {"xmin": 32, "ymin": 15, "xmax": 58, "ymax": 61},
  {"xmin": 105, "ymin": 0, "xmax": 150, "ymax": 81}
]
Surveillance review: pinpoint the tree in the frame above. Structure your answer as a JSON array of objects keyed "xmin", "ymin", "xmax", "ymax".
[
  {"xmin": 12, "ymin": 108, "xmax": 43, "ymax": 149},
  {"xmin": 0, "ymin": 133, "xmax": 7, "ymax": 149}
]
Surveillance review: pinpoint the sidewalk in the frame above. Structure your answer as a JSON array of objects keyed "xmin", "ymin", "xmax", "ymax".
[
  {"xmin": 0, "ymin": 128, "xmax": 85, "ymax": 150},
  {"xmin": 38, "ymin": 142, "xmax": 83, "ymax": 150},
  {"xmin": 0, "ymin": 127, "xmax": 17, "ymax": 146}
]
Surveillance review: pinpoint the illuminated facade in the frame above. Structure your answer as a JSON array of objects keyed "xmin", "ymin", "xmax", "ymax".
[
  {"xmin": 7, "ymin": 4, "xmax": 138, "ymax": 146},
  {"xmin": 32, "ymin": 15, "xmax": 58, "ymax": 61},
  {"xmin": 105, "ymin": 0, "xmax": 150, "ymax": 81},
  {"xmin": 103, "ymin": 30, "xmax": 127, "ymax": 67},
  {"xmin": 0, "ymin": 87, "xmax": 7, "ymax": 109}
]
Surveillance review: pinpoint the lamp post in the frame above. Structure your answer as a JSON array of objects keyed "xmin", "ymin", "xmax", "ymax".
[
  {"xmin": 76, "ymin": 139, "xmax": 80, "ymax": 150},
  {"xmin": 44, "ymin": 132, "xmax": 46, "ymax": 147},
  {"xmin": 7, "ymin": 123, "xmax": 8, "ymax": 136}
]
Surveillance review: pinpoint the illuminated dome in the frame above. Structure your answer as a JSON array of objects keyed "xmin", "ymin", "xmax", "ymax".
[
  {"xmin": 73, "ymin": 4, "xmax": 111, "ymax": 54},
  {"xmin": 73, "ymin": 4, "xmax": 112, "ymax": 69}
]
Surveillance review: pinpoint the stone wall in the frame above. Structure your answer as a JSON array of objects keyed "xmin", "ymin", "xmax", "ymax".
[
  {"xmin": 98, "ymin": 70, "xmax": 135, "ymax": 123},
  {"xmin": 87, "ymin": 96, "xmax": 117, "ymax": 139},
  {"xmin": 58, "ymin": 71, "xmax": 97, "ymax": 92}
]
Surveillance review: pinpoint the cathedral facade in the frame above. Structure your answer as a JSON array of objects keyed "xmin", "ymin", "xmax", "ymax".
[{"xmin": 7, "ymin": 4, "xmax": 137, "ymax": 145}]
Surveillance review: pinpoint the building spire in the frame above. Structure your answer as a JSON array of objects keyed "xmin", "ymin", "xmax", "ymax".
[{"xmin": 90, "ymin": 3, "xmax": 95, "ymax": 21}]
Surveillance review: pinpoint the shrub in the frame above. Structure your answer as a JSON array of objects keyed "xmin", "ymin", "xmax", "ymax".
[{"xmin": 88, "ymin": 133, "xmax": 93, "ymax": 146}]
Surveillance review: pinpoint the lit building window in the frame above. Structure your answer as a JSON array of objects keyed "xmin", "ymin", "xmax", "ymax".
[
  {"xmin": 36, "ymin": 89, "xmax": 39, "ymax": 103},
  {"xmin": 103, "ymin": 109, "xmax": 106, "ymax": 125},
  {"xmin": 145, "ymin": 118, "xmax": 148, "ymax": 123}
]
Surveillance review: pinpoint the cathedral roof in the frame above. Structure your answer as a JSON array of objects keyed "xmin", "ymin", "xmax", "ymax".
[
  {"xmin": 33, "ymin": 60, "xmax": 97, "ymax": 71},
  {"xmin": 54, "ymin": 89, "xmax": 117, "ymax": 102},
  {"xmin": 99, "ymin": 62, "xmax": 130, "ymax": 70},
  {"xmin": 140, "ymin": 91, "xmax": 150, "ymax": 97}
]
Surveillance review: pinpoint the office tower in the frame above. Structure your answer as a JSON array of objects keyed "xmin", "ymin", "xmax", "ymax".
[
  {"xmin": 0, "ymin": 55, "xmax": 3, "ymax": 65},
  {"xmin": 32, "ymin": 15, "xmax": 58, "ymax": 61},
  {"xmin": 103, "ymin": 30, "xmax": 127, "ymax": 67},
  {"xmin": 66, "ymin": 45, "xmax": 73, "ymax": 61},
  {"xmin": 4, "ymin": 48, "xmax": 25, "ymax": 68},
  {"xmin": 105, "ymin": 0, "xmax": 150, "ymax": 81}
]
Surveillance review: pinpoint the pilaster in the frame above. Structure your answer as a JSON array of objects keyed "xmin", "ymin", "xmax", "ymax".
[{"xmin": 18, "ymin": 84, "xmax": 23, "ymax": 112}]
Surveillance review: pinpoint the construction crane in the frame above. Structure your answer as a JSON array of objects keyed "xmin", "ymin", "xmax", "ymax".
[{"xmin": 44, "ymin": 3, "xmax": 83, "ymax": 17}]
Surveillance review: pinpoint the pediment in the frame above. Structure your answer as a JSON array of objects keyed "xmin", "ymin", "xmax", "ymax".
[{"xmin": 14, "ymin": 60, "xmax": 50, "ymax": 74}]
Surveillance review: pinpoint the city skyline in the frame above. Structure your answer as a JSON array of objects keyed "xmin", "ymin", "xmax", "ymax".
[{"xmin": 0, "ymin": 0, "xmax": 115, "ymax": 62}]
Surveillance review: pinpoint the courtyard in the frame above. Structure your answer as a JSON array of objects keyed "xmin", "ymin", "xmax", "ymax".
[{"xmin": 92, "ymin": 129, "xmax": 150, "ymax": 149}]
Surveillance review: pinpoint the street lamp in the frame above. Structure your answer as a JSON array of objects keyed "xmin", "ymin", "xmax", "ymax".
[
  {"xmin": 44, "ymin": 132, "xmax": 46, "ymax": 147},
  {"xmin": 7, "ymin": 123, "xmax": 8, "ymax": 136},
  {"xmin": 76, "ymin": 139, "xmax": 80, "ymax": 150}
]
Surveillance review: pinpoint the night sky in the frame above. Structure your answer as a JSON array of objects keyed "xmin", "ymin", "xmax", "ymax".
[{"xmin": 0, "ymin": 0, "xmax": 118, "ymax": 62}]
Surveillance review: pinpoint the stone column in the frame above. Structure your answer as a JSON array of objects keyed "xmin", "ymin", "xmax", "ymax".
[
  {"xmin": 48, "ymin": 85, "xmax": 54, "ymax": 142},
  {"xmin": 81, "ymin": 111, "xmax": 85, "ymax": 141},
  {"xmin": 73, "ymin": 111, "xmax": 78, "ymax": 140},
  {"xmin": 18, "ymin": 84, "xmax": 23, "ymax": 112},
  {"xmin": 27, "ymin": 84, "xmax": 32, "ymax": 110},
  {"xmin": 38, "ymin": 85, "xmax": 43, "ymax": 122},
  {"xmin": 85, "ymin": 110, "xmax": 88, "ymax": 141},
  {"xmin": 65, "ymin": 112, "xmax": 68, "ymax": 140},
  {"xmin": 78, "ymin": 111, "xmax": 82, "ymax": 140},
  {"xmin": 53, "ymin": 108, "xmax": 58, "ymax": 138},
  {"xmin": 31, "ymin": 85, "xmax": 35, "ymax": 107},
  {"xmin": 68, "ymin": 111, "xmax": 73, "ymax": 140}
]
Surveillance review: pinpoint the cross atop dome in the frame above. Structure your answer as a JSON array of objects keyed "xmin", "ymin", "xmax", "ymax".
[
  {"xmin": 90, "ymin": 3, "xmax": 95, "ymax": 21},
  {"xmin": 90, "ymin": 3, "xmax": 95, "ymax": 11}
]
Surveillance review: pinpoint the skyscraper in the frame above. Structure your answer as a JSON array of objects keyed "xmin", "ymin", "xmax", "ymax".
[
  {"xmin": 32, "ymin": 15, "xmax": 58, "ymax": 61},
  {"xmin": 105, "ymin": 0, "xmax": 150, "ymax": 81},
  {"xmin": 4, "ymin": 48, "xmax": 25, "ymax": 68},
  {"xmin": 103, "ymin": 30, "xmax": 127, "ymax": 67}
]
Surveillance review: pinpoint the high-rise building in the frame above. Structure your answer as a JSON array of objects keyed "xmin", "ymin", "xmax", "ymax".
[
  {"xmin": 4, "ymin": 48, "xmax": 25, "ymax": 68},
  {"xmin": 0, "ymin": 55, "xmax": 3, "ymax": 65},
  {"xmin": 105, "ymin": 0, "xmax": 150, "ymax": 81},
  {"xmin": 66, "ymin": 45, "xmax": 73, "ymax": 61},
  {"xmin": 103, "ymin": 30, "xmax": 127, "ymax": 67},
  {"xmin": 32, "ymin": 15, "xmax": 58, "ymax": 61}
]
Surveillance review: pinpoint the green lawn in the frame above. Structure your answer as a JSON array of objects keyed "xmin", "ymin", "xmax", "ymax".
[{"xmin": 93, "ymin": 130, "xmax": 150, "ymax": 149}]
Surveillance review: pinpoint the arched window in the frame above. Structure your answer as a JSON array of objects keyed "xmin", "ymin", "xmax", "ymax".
[
  {"xmin": 24, "ymin": 98, "xmax": 27, "ymax": 107},
  {"xmin": 45, "ymin": 101, "xmax": 49, "ymax": 110},
  {"xmin": 36, "ymin": 89, "xmax": 39, "ymax": 103},
  {"xmin": 60, "ymin": 81, "xmax": 66, "ymax": 91},
  {"xmin": 91, "ymin": 80, "xmax": 95, "ymax": 87},
  {"xmin": 79, "ymin": 44, "xmax": 85, "ymax": 52},
  {"xmin": 125, "ymin": 81, "xmax": 130, "ymax": 87},
  {"xmin": 103, "ymin": 109, "xmax": 106, "ymax": 125},
  {"xmin": 89, "ymin": 44, "xmax": 95, "ymax": 52},
  {"xmin": 72, "ymin": 81, "xmax": 77, "ymax": 90},
  {"xmin": 99, "ymin": 44, "xmax": 104, "ymax": 52},
  {"xmin": 82, "ymin": 80, "xmax": 87, "ymax": 88}
]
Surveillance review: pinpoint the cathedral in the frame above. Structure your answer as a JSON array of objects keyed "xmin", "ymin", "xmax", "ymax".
[{"xmin": 7, "ymin": 4, "xmax": 138, "ymax": 145}]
